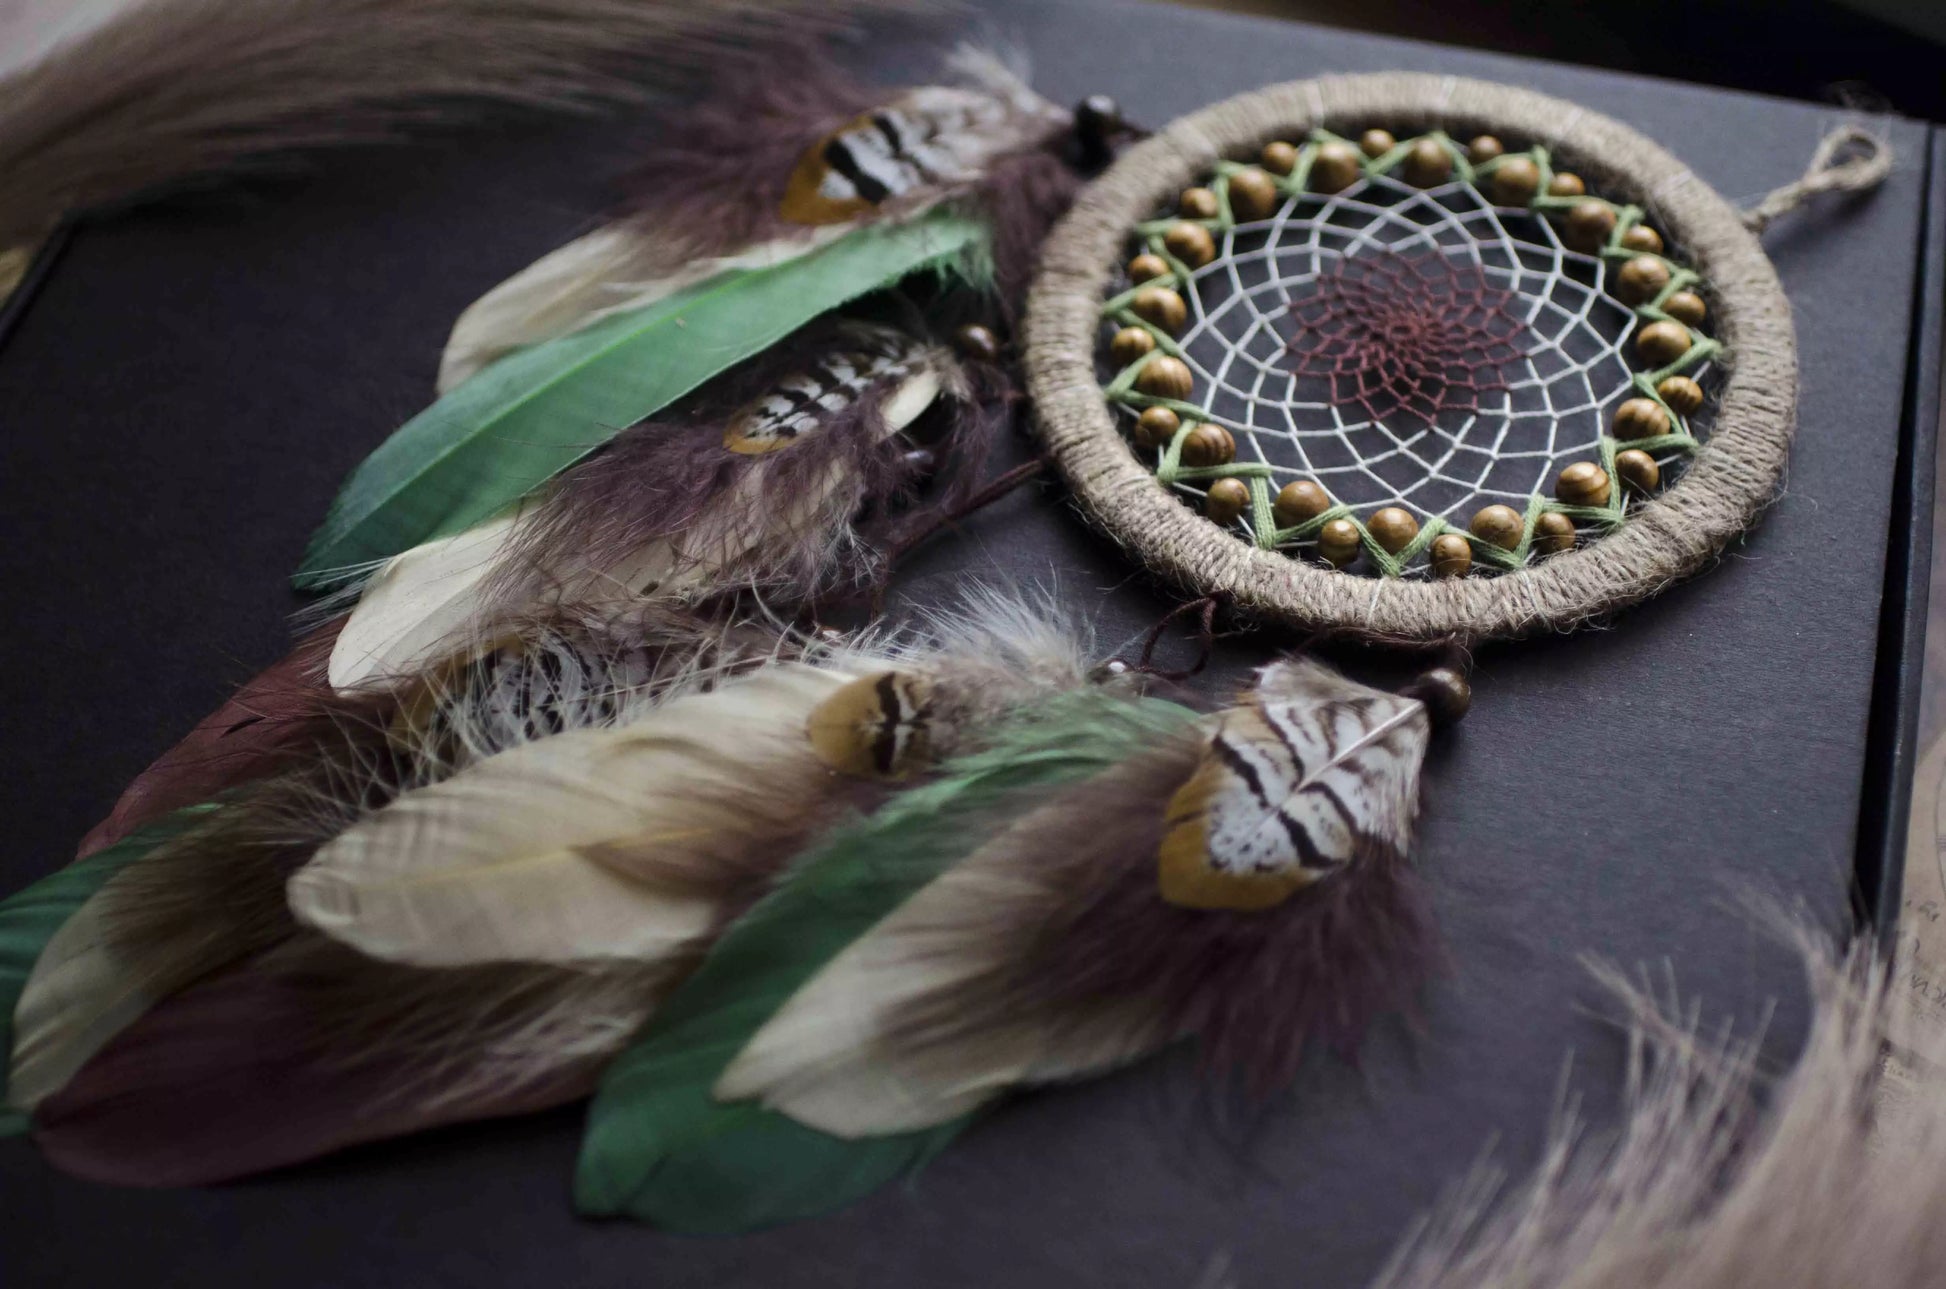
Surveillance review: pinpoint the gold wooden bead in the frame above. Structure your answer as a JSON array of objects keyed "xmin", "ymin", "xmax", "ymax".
[
  {"xmin": 1359, "ymin": 128, "xmax": 1397, "ymax": 158},
  {"xmin": 1555, "ymin": 461, "xmax": 1612, "ymax": 507},
  {"xmin": 1534, "ymin": 511, "xmax": 1577, "ymax": 556},
  {"xmin": 1180, "ymin": 422, "xmax": 1236, "ymax": 468},
  {"xmin": 1490, "ymin": 156, "xmax": 1542, "ymax": 206},
  {"xmin": 1614, "ymin": 448, "xmax": 1661, "ymax": 494},
  {"xmin": 1128, "ymin": 252, "xmax": 1171, "ymax": 284},
  {"xmin": 1620, "ymin": 224, "xmax": 1664, "ymax": 254},
  {"xmin": 1635, "ymin": 320, "xmax": 1692, "ymax": 366},
  {"xmin": 1402, "ymin": 139, "xmax": 1453, "ymax": 188},
  {"xmin": 1178, "ymin": 186, "xmax": 1220, "ymax": 220},
  {"xmin": 1226, "ymin": 167, "xmax": 1279, "ymax": 222},
  {"xmin": 1611, "ymin": 397, "xmax": 1670, "ymax": 440},
  {"xmin": 1110, "ymin": 326, "xmax": 1156, "ymax": 365},
  {"xmin": 1272, "ymin": 479, "xmax": 1331, "ymax": 528},
  {"xmin": 1663, "ymin": 290, "xmax": 1708, "ymax": 327},
  {"xmin": 1548, "ymin": 171, "xmax": 1586, "ymax": 197},
  {"xmin": 1203, "ymin": 478, "xmax": 1251, "ymax": 525},
  {"xmin": 1309, "ymin": 141, "xmax": 1363, "ymax": 194},
  {"xmin": 1163, "ymin": 221, "xmax": 1217, "ymax": 269},
  {"xmin": 1468, "ymin": 503, "xmax": 1524, "ymax": 550},
  {"xmin": 1317, "ymin": 518, "xmax": 1362, "ymax": 567},
  {"xmin": 1368, "ymin": 506, "xmax": 1420, "ymax": 554},
  {"xmin": 1657, "ymin": 374, "xmax": 1705, "ymax": 416},
  {"xmin": 1466, "ymin": 134, "xmax": 1505, "ymax": 165},
  {"xmin": 1430, "ymin": 533, "xmax": 1473, "ymax": 578},
  {"xmin": 1615, "ymin": 254, "xmax": 1671, "ymax": 305},
  {"xmin": 1131, "ymin": 287, "xmax": 1188, "ymax": 333},
  {"xmin": 1134, "ymin": 406, "xmax": 1181, "ymax": 450},
  {"xmin": 1405, "ymin": 666, "xmax": 1472, "ymax": 726},
  {"xmin": 1563, "ymin": 199, "xmax": 1616, "ymax": 252},
  {"xmin": 1135, "ymin": 354, "xmax": 1194, "ymax": 400},
  {"xmin": 952, "ymin": 323, "xmax": 1000, "ymax": 363},
  {"xmin": 1261, "ymin": 140, "xmax": 1298, "ymax": 175}
]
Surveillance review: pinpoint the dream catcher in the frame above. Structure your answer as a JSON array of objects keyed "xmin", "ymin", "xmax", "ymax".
[{"xmin": 0, "ymin": 30, "xmax": 1888, "ymax": 1239}]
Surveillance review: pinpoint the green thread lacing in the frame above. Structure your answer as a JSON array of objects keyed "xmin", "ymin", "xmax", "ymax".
[{"xmin": 1099, "ymin": 129, "xmax": 1725, "ymax": 578}]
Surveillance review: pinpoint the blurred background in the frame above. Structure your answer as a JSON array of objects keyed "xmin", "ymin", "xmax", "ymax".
[{"xmin": 4, "ymin": 0, "xmax": 1943, "ymax": 117}]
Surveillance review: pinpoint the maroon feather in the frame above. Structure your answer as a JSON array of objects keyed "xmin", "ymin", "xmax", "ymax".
[{"xmin": 76, "ymin": 623, "xmax": 345, "ymax": 860}]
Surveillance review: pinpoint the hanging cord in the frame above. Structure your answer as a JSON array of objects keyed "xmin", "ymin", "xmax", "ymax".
[
  {"xmin": 866, "ymin": 455, "xmax": 1053, "ymax": 615},
  {"xmin": 1741, "ymin": 125, "xmax": 1893, "ymax": 234},
  {"xmin": 1128, "ymin": 593, "xmax": 1228, "ymax": 682}
]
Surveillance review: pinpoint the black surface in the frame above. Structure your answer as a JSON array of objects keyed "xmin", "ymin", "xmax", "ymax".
[{"xmin": 0, "ymin": 1, "xmax": 1935, "ymax": 1285}]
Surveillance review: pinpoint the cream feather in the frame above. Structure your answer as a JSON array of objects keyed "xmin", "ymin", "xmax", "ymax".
[
  {"xmin": 8, "ymin": 893, "xmax": 165, "ymax": 1113},
  {"xmin": 287, "ymin": 662, "xmax": 859, "ymax": 967}
]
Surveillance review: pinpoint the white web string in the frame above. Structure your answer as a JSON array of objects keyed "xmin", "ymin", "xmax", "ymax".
[{"xmin": 1116, "ymin": 172, "xmax": 1710, "ymax": 532}]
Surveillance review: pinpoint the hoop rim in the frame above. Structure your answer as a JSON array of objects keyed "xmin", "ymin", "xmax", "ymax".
[{"xmin": 1023, "ymin": 72, "xmax": 1796, "ymax": 643}]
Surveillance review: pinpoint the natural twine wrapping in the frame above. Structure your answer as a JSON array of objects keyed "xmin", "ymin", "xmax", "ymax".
[{"xmin": 1025, "ymin": 74, "xmax": 1874, "ymax": 644}]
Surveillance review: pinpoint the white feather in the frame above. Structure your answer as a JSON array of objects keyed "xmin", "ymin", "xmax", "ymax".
[
  {"xmin": 9, "ymin": 897, "xmax": 159, "ymax": 1112},
  {"xmin": 288, "ymin": 662, "xmax": 859, "ymax": 967}
]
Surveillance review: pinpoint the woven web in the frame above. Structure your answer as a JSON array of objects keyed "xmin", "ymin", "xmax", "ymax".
[{"xmin": 1112, "ymin": 169, "xmax": 1713, "ymax": 542}]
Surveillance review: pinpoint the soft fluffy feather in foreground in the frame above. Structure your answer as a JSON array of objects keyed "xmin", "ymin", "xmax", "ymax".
[
  {"xmin": 0, "ymin": 0, "xmax": 935, "ymax": 249},
  {"xmin": 1372, "ymin": 925, "xmax": 1946, "ymax": 1289}
]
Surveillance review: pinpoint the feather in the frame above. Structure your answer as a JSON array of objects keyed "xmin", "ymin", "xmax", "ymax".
[
  {"xmin": 717, "ymin": 659, "xmax": 1440, "ymax": 1139},
  {"xmin": 0, "ymin": 809, "xmax": 214, "ymax": 1131},
  {"xmin": 76, "ymin": 622, "xmax": 341, "ymax": 859},
  {"xmin": 287, "ymin": 663, "xmax": 866, "ymax": 967},
  {"xmin": 327, "ymin": 323, "xmax": 971, "ymax": 691},
  {"xmin": 574, "ymin": 690, "xmax": 1201, "ymax": 1232},
  {"xmin": 295, "ymin": 211, "xmax": 986, "ymax": 590},
  {"xmin": 0, "ymin": 0, "xmax": 938, "ymax": 251},
  {"xmin": 22, "ymin": 591, "xmax": 1098, "ymax": 1182},
  {"xmin": 437, "ymin": 44, "xmax": 1068, "ymax": 390},
  {"xmin": 13, "ymin": 606, "xmax": 782, "ymax": 1118}
]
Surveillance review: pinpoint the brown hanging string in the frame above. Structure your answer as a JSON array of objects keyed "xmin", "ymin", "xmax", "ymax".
[{"xmin": 1130, "ymin": 592, "xmax": 1227, "ymax": 681}]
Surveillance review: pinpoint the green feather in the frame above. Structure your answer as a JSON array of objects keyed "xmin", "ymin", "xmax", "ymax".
[
  {"xmin": 294, "ymin": 212, "xmax": 991, "ymax": 590},
  {"xmin": 573, "ymin": 691, "xmax": 1200, "ymax": 1232},
  {"xmin": 0, "ymin": 807, "xmax": 215, "ymax": 1133}
]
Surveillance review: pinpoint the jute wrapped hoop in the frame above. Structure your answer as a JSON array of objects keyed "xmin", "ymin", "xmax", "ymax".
[{"xmin": 1024, "ymin": 73, "xmax": 1800, "ymax": 644}]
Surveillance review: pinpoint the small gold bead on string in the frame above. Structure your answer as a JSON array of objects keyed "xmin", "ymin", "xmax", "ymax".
[
  {"xmin": 1466, "ymin": 135, "xmax": 1505, "ymax": 165},
  {"xmin": 1309, "ymin": 141, "xmax": 1363, "ymax": 194},
  {"xmin": 1534, "ymin": 511, "xmax": 1578, "ymax": 556},
  {"xmin": 1134, "ymin": 405, "xmax": 1181, "ymax": 450},
  {"xmin": 1614, "ymin": 448, "xmax": 1661, "ymax": 494},
  {"xmin": 1620, "ymin": 224, "xmax": 1664, "ymax": 254},
  {"xmin": 1226, "ymin": 167, "xmax": 1279, "ymax": 222},
  {"xmin": 1203, "ymin": 478, "xmax": 1251, "ymax": 525},
  {"xmin": 1132, "ymin": 287, "xmax": 1188, "ymax": 333},
  {"xmin": 1261, "ymin": 140, "xmax": 1298, "ymax": 175},
  {"xmin": 1430, "ymin": 533, "xmax": 1473, "ymax": 578},
  {"xmin": 1110, "ymin": 326, "xmax": 1156, "ymax": 365},
  {"xmin": 1663, "ymin": 290, "xmax": 1708, "ymax": 327},
  {"xmin": 1128, "ymin": 252, "xmax": 1171, "ymax": 284},
  {"xmin": 1615, "ymin": 254, "xmax": 1671, "ymax": 305},
  {"xmin": 1179, "ymin": 422, "xmax": 1236, "ymax": 468},
  {"xmin": 1469, "ymin": 503, "xmax": 1524, "ymax": 550},
  {"xmin": 1402, "ymin": 139, "xmax": 1453, "ymax": 188},
  {"xmin": 1178, "ymin": 187, "xmax": 1220, "ymax": 220},
  {"xmin": 1548, "ymin": 171, "xmax": 1586, "ymax": 197},
  {"xmin": 1611, "ymin": 397, "xmax": 1671, "ymax": 440},
  {"xmin": 952, "ymin": 323, "xmax": 1001, "ymax": 363},
  {"xmin": 1317, "ymin": 518, "xmax": 1362, "ymax": 567},
  {"xmin": 1563, "ymin": 199, "xmax": 1616, "ymax": 252},
  {"xmin": 1163, "ymin": 222, "xmax": 1217, "ymax": 269},
  {"xmin": 1490, "ymin": 156, "xmax": 1542, "ymax": 206},
  {"xmin": 1555, "ymin": 461, "xmax": 1612, "ymax": 507},
  {"xmin": 1368, "ymin": 506, "xmax": 1420, "ymax": 554},
  {"xmin": 1272, "ymin": 479, "xmax": 1332, "ymax": 528},
  {"xmin": 1359, "ymin": 128, "xmax": 1397, "ymax": 158},
  {"xmin": 1635, "ymin": 320, "xmax": 1692, "ymax": 366},
  {"xmin": 1405, "ymin": 666, "xmax": 1472, "ymax": 726},
  {"xmin": 1135, "ymin": 354, "xmax": 1194, "ymax": 399},
  {"xmin": 1657, "ymin": 374, "xmax": 1705, "ymax": 416}
]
